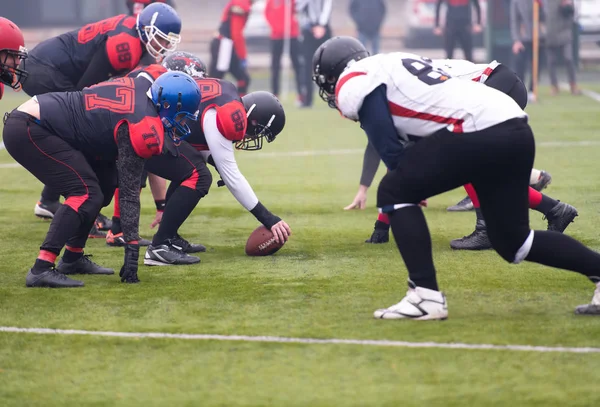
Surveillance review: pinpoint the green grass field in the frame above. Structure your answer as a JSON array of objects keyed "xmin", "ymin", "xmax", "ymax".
[{"xmin": 1, "ymin": 87, "xmax": 600, "ymax": 406}]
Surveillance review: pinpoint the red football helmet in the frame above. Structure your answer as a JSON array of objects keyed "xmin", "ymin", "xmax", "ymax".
[{"xmin": 0, "ymin": 17, "xmax": 28, "ymax": 90}]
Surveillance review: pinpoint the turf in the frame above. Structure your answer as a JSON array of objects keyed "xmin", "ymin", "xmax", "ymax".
[{"xmin": 1, "ymin": 86, "xmax": 600, "ymax": 406}]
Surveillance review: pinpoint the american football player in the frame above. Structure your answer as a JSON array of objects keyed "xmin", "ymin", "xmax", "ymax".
[
  {"xmin": 313, "ymin": 36, "xmax": 600, "ymax": 319},
  {"xmin": 209, "ymin": 0, "xmax": 253, "ymax": 96},
  {"xmin": 348, "ymin": 58, "xmax": 576, "ymax": 251},
  {"xmin": 2, "ymin": 71, "xmax": 201, "ymax": 287},
  {"xmin": 0, "ymin": 17, "xmax": 28, "ymax": 100},
  {"xmin": 108, "ymin": 53, "xmax": 291, "ymax": 266},
  {"xmin": 23, "ymin": 3, "xmax": 182, "ymax": 227}
]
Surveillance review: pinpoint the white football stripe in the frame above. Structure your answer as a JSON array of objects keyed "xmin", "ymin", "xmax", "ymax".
[{"xmin": 0, "ymin": 326, "xmax": 599, "ymax": 354}]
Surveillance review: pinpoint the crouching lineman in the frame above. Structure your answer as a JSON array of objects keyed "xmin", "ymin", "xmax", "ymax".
[
  {"xmin": 349, "ymin": 58, "xmax": 577, "ymax": 250},
  {"xmin": 22, "ymin": 3, "xmax": 182, "ymax": 231},
  {"xmin": 0, "ymin": 17, "xmax": 28, "ymax": 100},
  {"xmin": 313, "ymin": 36, "xmax": 600, "ymax": 318},
  {"xmin": 2, "ymin": 71, "xmax": 201, "ymax": 287},
  {"xmin": 117, "ymin": 52, "xmax": 291, "ymax": 265}
]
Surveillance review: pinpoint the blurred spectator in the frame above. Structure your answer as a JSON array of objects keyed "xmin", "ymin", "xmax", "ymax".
[
  {"xmin": 209, "ymin": 0, "xmax": 252, "ymax": 96},
  {"xmin": 349, "ymin": 0, "xmax": 386, "ymax": 55},
  {"xmin": 126, "ymin": 0, "xmax": 173, "ymax": 17},
  {"xmin": 296, "ymin": 0, "xmax": 333, "ymax": 108},
  {"xmin": 265, "ymin": 0, "xmax": 306, "ymax": 104},
  {"xmin": 434, "ymin": 0, "xmax": 482, "ymax": 61},
  {"xmin": 510, "ymin": 0, "xmax": 545, "ymax": 102},
  {"xmin": 545, "ymin": 0, "xmax": 580, "ymax": 95}
]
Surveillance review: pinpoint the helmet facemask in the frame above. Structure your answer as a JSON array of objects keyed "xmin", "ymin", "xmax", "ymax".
[
  {"xmin": 138, "ymin": 13, "xmax": 181, "ymax": 60},
  {"xmin": 235, "ymin": 104, "xmax": 276, "ymax": 151},
  {"xmin": 155, "ymin": 88, "xmax": 199, "ymax": 144},
  {"xmin": 0, "ymin": 46, "xmax": 28, "ymax": 90}
]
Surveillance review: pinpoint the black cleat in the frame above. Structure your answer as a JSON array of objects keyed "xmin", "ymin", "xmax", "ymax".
[
  {"xmin": 88, "ymin": 223, "xmax": 107, "ymax": 239},
  {"xmin": 144, "ymin": 242, "xmax": 201, "ymax": 266},
  {"xmin": 450, "ymin": 219, "xmax": 493, "ymax": 250},
  {"xmin": 57, "ymin": 255, "xmax": 114, "ymax": 275},
  {"xmin": 530, "ymin": 170, "xmax": 552, "ymax": 191},
  {"xmin": 365, "ymin": 220, "xmax": 390, "ymax": 244},
  {"xmin": 26, "ymin": 268, "xmax": 84, "ymax": 288},
  {"xmin": 447, "ymin": 196, "xmax": 474, "ymax": 212},
  {"xmin": 95, "ymin": 212, "xmax": 112, "ymax": 231},
  {"xmin": 106, "ymin": 231, "xmax": 151, "ymax": 247},
  {"xmin": 545, "ymin": 201, "xmax": 578, "ymax": 233},
  {"xmin": 34, "ymin": 200, "xmax": 61, "ymax": 219},
  {"xmin": 171, "ymin": 234, "xmax": 207, "ymax": 253}
]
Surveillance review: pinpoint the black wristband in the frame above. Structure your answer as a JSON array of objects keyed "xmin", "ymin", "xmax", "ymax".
[
  {"xmin": 250, "ymin": 201, "xmax": 281, "ymax": 229},
  {"xmin": 155, "ymin": 199, "xmax": 166, "ymax": 211}
]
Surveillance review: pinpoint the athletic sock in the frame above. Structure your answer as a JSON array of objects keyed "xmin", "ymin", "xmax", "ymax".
[
  {"xmin": 388, "ymin": 206, "xmax": 439, "ymax": 291},
  {"xmin": 377, "ymin": 212, "xmax": 390, "ymax": 225},
  {"xmin": 63, "ymin": 246, "xmax": 84, "ymax": 263},
  {"xmin": 531, "ymin": 192, "xmax": 557, "ymax": 215},
  {"xmin": 32, "ymin": 250, "xmax": 58, "ymax": 274},
  {"xmin": 111, "ymin": 216, "xmax": 122, "ymax": 234},
  {"xmin": 152, "ymin": 187, "xmax": 202, "ymax": 245},
  {"xmin": 464, "ymin": 183, "xmax": 480, "ymax": 208}
]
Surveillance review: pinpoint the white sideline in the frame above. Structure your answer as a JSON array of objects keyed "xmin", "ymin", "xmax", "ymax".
[{"xmin": 1, "ymin": 326, "xmax": 599, "ymax": 354}]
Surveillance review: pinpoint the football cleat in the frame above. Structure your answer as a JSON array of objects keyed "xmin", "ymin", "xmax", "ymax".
[
  {"xmin": 171, "ymin": 234, "xmax": 206, "ymax": 253},
  {"xmin": 26, "ymin": 267, "xmax": 84, "ymax": 288},
  {"xmin": 95, "ymin": 212, "xmax": 112, "ymax": 231},
  {"xmin": 530, "ymin": 170, "xmax": 552, "ymax": 192},
  {"xmin": 374, "ymin": 285, "xmax": 448, "ymax": 321},
  {"xmin": 545, "ymin": 202, "xmax": 578, "ymax": 233},
  {"xmin": 88, "ymin": 223, "xmax": 107, "ymax": 239},
  {"xmin": 446, "ymin": 196, "xmax": 474, "ymax": 212},
  {"xmin": 575, "ymin": 284, "xmax": 600, "ymax": 315},
  {"xmin": 57, "ymin": 255, "xmax": 114, "ymax": 275},
  {"xmin": 365, "ymin": 220, "xmax": 390, "ymax": 244},
  {"xmin": 144, "ymin": 242, "xmax": 201, "ymax": 266},
  {"xmin": 34, "ymin": 200, "xmax": 61, "ymax": 219},
  {"xmin": 106, "ymin": 231, "xmax": 151, "ymax": 247},
  {"xmin": 450, "ymin": 219, "xmax": 493, "ymax": 250}
]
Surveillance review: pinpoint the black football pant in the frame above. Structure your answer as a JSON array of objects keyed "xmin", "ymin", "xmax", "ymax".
[
  {"xmin": 377, "ymin": 118, "xmax": 600, "ymax": 290},
  {"xmin": 270, "ymin": 38, "xmax": 305, "ymax": 98},
  {"xmin": 144, "ymin": 141, "xmax": 212, "ymax": 245},
  {"xmin": 485, "ymin": 64, "xmax": 528, "ymax": 110},
  {"xmin": 209, "ymin": 37, "xmax": 251, "ymax": 95},
  {"xmin": 3, "ymin": 111, "xmax": 116, "ymax": 256},
  {"xmin": 41, "ymin": 171, "xmax": 148, "ymax": 203},
  {"xmin": 443, "ymin": 23, "xmax": 473, "ymax": 61}
]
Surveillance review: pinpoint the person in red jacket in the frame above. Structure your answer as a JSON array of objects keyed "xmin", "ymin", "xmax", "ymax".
[
  {"xmin": 209, "ymin": 0, "xmax": 253, "ymax": 96},
  {"xmin": 0, "ymin": 17, "xmax": 28, "ymax": 100},
  {"xmin": 265, "ymin": 0, "xmax": 305, "ymax": 103}
]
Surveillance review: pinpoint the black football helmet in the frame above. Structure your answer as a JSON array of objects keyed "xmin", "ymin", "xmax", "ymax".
[
  {"xmin": 162, "ymin": 51, "xmax": 207, "ymax": 78},
  {"xmin": 238, "ymin": 91, "xmax": 285, "ymax": 151},
  {"xmin": 312, "ymin": 36, "xmax": 369, "ymax": 109}
]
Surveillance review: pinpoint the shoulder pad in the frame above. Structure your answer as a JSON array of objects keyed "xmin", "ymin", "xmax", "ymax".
[
  {"xmin": 106, "ymin": 33, "xmax": 143, "ymax": 72},
  {"xmin": 121, "ymin": 117, "xmax": 165, "ymax": 159},
  {"xmin": 213, "ymin": 100, "xmax": 247, "ymax": 141},
  {"xmin": 335, "ymin": 70, "xmax": 384, "ymax": 121}
]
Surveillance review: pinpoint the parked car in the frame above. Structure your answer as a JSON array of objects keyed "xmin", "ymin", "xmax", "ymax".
[
  {"xmin": 577, "ymin": 0, "xmax": 600, "ymax": 44},
  {"xmin": 404, "ymin": 0, "xmax": 487, "ymax": 49}
]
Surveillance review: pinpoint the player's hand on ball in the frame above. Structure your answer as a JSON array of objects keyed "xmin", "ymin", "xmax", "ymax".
[{"xmin": 271, "ymin": 220, "xmax": 291, "ymax": 243}]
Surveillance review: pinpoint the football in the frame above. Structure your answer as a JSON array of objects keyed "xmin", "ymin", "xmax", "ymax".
[{"xmin": 245, "ymin": 225, "xmax": 284, "ymax": 256}]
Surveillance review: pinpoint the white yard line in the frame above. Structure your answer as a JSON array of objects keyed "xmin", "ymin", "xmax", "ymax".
[{"xmin": 0, "ymin": 326, "xmax": 599, "ymax": 354}]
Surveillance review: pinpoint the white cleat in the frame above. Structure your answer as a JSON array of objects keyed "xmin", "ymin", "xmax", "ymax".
[
  {"xmin": 374, "ymin": 286, "xmax": 448, "ymax": 321},
  {"xmin": 575, "ymin": 283, "xmax": 600, "ymax": 315}
]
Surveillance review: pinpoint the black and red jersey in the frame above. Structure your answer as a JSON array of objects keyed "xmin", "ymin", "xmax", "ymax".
[
  {"xmin": 218, "ymin": 0, "xmax": 252, "ymax": 60},
  {"xmin": 37, "ymin": 76, "xmax": 164, "ymax": 161},
  {"xmin": 122, "ymin": 63, "xmax": 167, "ymax": 81},
  {"xmin": 187, "ymin": 78, "xmax": 247, "ymax": 151},
  {"xmin": 28, "ymin": 15, "xmax": 145, "ymax": 90}
]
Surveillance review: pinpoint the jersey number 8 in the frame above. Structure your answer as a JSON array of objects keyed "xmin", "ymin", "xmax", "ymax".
[{"xmin": 402, "ymin": 58, "xmax": 449, "ymax": 86}]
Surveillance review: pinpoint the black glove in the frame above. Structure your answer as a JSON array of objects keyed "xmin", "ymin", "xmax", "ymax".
[{"xmin": 120, "ymin": 243, "xmax": 140, "ymax": 283}]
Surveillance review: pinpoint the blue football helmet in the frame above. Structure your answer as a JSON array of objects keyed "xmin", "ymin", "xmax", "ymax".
[
  {"xmin": 137, "ymin": 3, "xmax": 182, "ymax": 60},
  {"xmin": 150, "ymin": 71, "xmax": 201, "ymax": 143}
]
